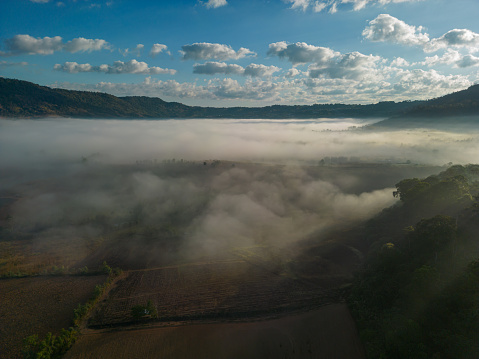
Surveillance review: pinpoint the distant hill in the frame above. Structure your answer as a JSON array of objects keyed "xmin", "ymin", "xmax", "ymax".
[
  {"xmin": 0, "ymin": 77, "xmax": 421, "ymax": 119},
  {"xmin": 372, "ymin": 84, "xmax": 479, "ymax": 128}
]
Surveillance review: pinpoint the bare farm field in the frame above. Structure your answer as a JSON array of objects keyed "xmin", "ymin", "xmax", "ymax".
[
  {"xmin": 67, "ymin": 304, "xmax": 365, "ymax": 359},
  {"xmin": 0, "ymin": 275, "xmax": 106, "ymax": 359},
  {"xmin": 89, "ymin": 259, "xmax": 340, "ymax": 328}
]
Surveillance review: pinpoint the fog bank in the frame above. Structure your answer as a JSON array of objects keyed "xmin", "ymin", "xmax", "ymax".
[{"xmin": 1, "ymin": 118, "xmax": 478, "ymax": 168}]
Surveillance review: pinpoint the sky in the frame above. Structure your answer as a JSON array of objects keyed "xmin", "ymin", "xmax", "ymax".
[{"xmin": 1, "ymin": 0, "xmax": 479, "ymax": 107}]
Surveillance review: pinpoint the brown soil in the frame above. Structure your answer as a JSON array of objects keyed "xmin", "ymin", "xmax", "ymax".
[
  {"xmin": 66, "ymin": 304, "xmax": 365, "ymax": 359},
  {"xmin": 0, "ymin": 275, "xmax": 106, "ymax": 359},
  {"xmin": 88, "ymin": 259, "xmax": 342, "ymax": 328}
]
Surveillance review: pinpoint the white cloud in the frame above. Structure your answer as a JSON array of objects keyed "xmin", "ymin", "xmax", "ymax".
[
  {"xmin": 209, "ymin": 78, "xmax": 279, "ymax": 100},
  {"xmin": 244, "ymin": 64, "xmax": 281, "ymax": 77},
  {"xmin": 120, "ymin": 44, "xmax": 144, "ymax": 57},
  {"xmin": 54, "ymin": 62, "xmax": 93, "ymax": 73},
  {"xmin": 422, "ymin": 50, "xmax": 479, "ymax": 69},
  {"xmin": 456, "ymin": 54, "xmax": 479, "ymax": 68},
  {"xmin": 193, "ymin": 62, "xmax": 280, "ymax": 77},
  {"xmin": 149, "ymin": 43, "xmax": 169, "ymax": 57},
  {"xmin": 422, "ymin": 49, "xmax": 462, "ymax": 67},
  {"xmin": 63, "ymin": 37, "xmax": 111, "ymax": 53},
  {"xmin": 0, "ymin": 34, "xmax": 110, "ymax": 56},
  {"xmin": 193, "ymin": 62, "xmax": 244, "ymax": 75},
  {"xmin": 267, "ymin": 41, "xmax": 338, "ymax": 65},
  {"xmin": 285, "ymin": 68, "xmax": 301, "ymax": 78},
  {"xmin": 363, "ymin": 15, "xmax": 479, "ymax": 59},
  {"xmin": 362, "ymin": 14, "xmax": 429, "ymax": 46},
  {"xmin": 2, "ymin": 35, "xmax": 63, "ymax": 55},
  {"xmin": 313, "ymin": 2, "xmax": 327, "ymax": 12},
  {"xmin": 286, "ymin": 0, "xmax": 310, "ymax": 11},
  {"xmin": 203, "ymin": 0, "xmax": 228, "ymax": 9},
  {"xmin": 391, "ymin": 57, "xmax": 410, "ymax": 67},
  {"xmin": 51, "ymin": 65, "xmax": 472, "ymax": 105},
  {"xmin": 53, "ymin": 77, "xmax": 280, "ymax": 102},
  {"xmin": 425, "ymin": 29, "xmax": 479, "ymax": 53},
  {"xmin": 286, "ymin": 0, "xmax": 423, "ymax": 13},
  {"xmin": 54, "ymin": 59, "xmax": 176, "ymax": 75},
  {"xmin": 391, "ymin": 69, "xmax": 471, "ymax": 96},
  {"xmin": 181, "ymin": 43, "xmax": 255, "ymax": 61},
  {"xmin": 308, "ymin": 52, "xmax": 383, "ymax": 81}
]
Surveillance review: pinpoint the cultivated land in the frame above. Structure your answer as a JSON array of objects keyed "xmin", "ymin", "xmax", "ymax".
[
  {"xmin": 66, "ymin": 304, "xmax": 365, "ymax": 359},
  {"xmin": 0, "ymin": 275, "xmax": 107, "ymax": 359},
  {"xmin": 0, "ymin": 161, "xmax": 444, "ymax": 358}
]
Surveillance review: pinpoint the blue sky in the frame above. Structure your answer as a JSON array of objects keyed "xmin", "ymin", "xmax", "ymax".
[{"xmin": 1, "ymin": 0, "xmax": 479, "ymax": 106}]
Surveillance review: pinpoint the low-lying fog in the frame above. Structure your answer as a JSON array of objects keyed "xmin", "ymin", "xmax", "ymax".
[
  {"xmin": 1, "ymin": 118, "xmax": 478, "ymax": 263},
  {"xmin": 1, "ymin": 117, "xmax": 478, "ymax": 168}
]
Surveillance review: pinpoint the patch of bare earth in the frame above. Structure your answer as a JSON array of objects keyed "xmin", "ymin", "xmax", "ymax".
[
  {"xmin": 0, "ymin": 275, "xmax": 106, "ymax": 359},
  {"xmin": 65, "ymin": 304, "xmax": 365, "ymax": 359},
  {"xmin": 88, "ymin": 260, "xmax": 339, "ymax": 327}
]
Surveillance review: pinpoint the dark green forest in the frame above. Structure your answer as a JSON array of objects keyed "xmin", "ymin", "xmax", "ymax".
[
  {"xmin": 0, "ymin": 77, "xmax": 422, "ymax": 119},
  {"xmin": 349, "ymin": 164, "xmax": 479, "ymax": 359}
]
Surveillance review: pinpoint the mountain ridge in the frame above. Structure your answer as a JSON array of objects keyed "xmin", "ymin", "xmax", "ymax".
[
  {"xmin": 1, "ymin": 77, "xmax": 479, "ymax": 122},
  {"xmin": 0, "ymin": 77, "xmax": 421, "ymax": 119}
]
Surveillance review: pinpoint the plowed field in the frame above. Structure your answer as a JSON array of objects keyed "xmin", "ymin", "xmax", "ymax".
[
  {"xmin": 89, "ymin": 260, "xmax": 339, "ymax": 327},
  {"xmin": 0, "ymin": 275, "xmax": 106, "ymax": 359},
  {"xmin": 66, "ymin": 304, "xmax": 365, "ymax": 359}
]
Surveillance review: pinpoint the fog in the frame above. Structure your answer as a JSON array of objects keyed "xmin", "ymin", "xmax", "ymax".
[
  {"xmin": 2, "ymin": 118, "xmax": 479, "ymax": 168},
  {"xmin": 1, "ymin": 118, "xmax": 478, "ymax": 266}
]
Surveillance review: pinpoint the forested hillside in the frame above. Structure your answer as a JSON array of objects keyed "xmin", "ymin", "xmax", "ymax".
[
  {"xmin": 0, "ymin": 77, "xmax": 421, "ymax": 119},
  {"xmin": 349, "ymin": 164, "xmax": 479, "ymax": 359}
]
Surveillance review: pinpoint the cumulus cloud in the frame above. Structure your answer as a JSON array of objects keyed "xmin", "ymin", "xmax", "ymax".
[
  {"xmin": 267, "ymin": 41, "xmax": 384, "ymax": 82},
  {"xmin": 244, "ymin": 64, "xmax": 281, "ymax": 77},
  {"xmin": 193, "ymin": 62, "xmax": 280, "ymax": 78},
  {"xmin": 392, "ymin": 68, "xmax": 471, "ymax": 96},
  {"xmin": 203, "ymin": 0, "xmax": 228, "ymax": 8},
  {"xmin": 391, "ymin": 57, "xmax": 410, "ymax": 67},
  {"xmin": 51, "ymin": 51, "xmax": 472, "ymax": 106},
  {"xmin": 181, "ymin": 43, "xmax": 256, "ymax": 61},
  {"xmin": 308, "ymin": 52, "xmax": 382, "ymax": 81},
  {"xmin": 363, "ymin": 15, "xmax": 479, "ymax": 61},
  {"xmin": 0, "ymin": 34, "xmax": 110, "ymax": 56},
  {"xmin": 362, "ymin": 14, "xmax": 429, "ymax": 46},
  {"xmin": 285, "ymin": 0, "xmax": 423, "ymax": 12},
  {"xmin": 149, "ymin": 43, "xmax": 169, "ymax": 57},
  {"xmin": 456, "ymin": 54, "xmax": 479, "ymax": 68},
  {"xmin": 424, "ymin": 29, "xmax": 479, "ymax": 53},
  {"xmin": 54, "ymin": 59, "xmax": 176, "ymax": 75},
  {"xmin": 421, "ymin": 49, "xmax": 463, "ymax": 67},
  {"xmin": 63, "ymin": 37, "xmax": 110, "ymax": 53},
  {"xmin": 286, "ymin": 68, "xmax": 301, "ymax": 78},
  {"xmin": 210, "ymin": 78, "xmax": 279, "ymax": 100},
  {"xmin": 53, "ymin": 77, "xmax": 280, "ymax": 102},
  {"xmin": 193, "ymin": 62, "xmax": 244, "ymax": 75},
  {"xmin": 120, "ymin": 44, "xmax": 144, "ymax": 57},
  {"xmin": 267, "ymin": 42, "xmax": 338, "ymax": 66},
  {"xmin": 193, "ymin": 62, "xmax": 280, "ymax": 77}
]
